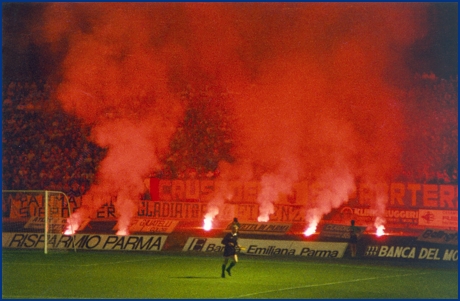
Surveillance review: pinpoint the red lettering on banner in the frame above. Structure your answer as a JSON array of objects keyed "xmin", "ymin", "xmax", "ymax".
[
  {"xmin": 407, "ymin": 183, "xmax": 421, "ymax": 207},
  {"xmin": 236, "ymin": 204, "xmax": 257, "ymax": 220},
  {"xmin": 148, "ymin": 178, "xmax": 457, "ymax": 210},
  {"xmin": 200, "ymin": 180, "xmax": 214, "ymax": 202},
  {"xmin": 440, "ymin": 185, "xmax": 457, "ymax": 209},
  {"xmin": 159, "ymin": 180, "xmax": 172, "ymax": 201},
  {"xmin": 423, "ymin": 185, "xmax": 439, "ymax": 207},
  {"xmin": 171, "ymin": 180, "xmax": 185, "ymax": 200},
  {"xmin": 358, "ymin": 183, "xmax": 389, "ymax": 206},
  {"xmin": 175, "ymin": 203, "xmax": 182, "ymax": 218},
  {"xmin": 185, "ymin": 180, "xmax": 199, "ymax": 200},
  {"xmin": 390, "ymin": 183, "xmax": 405, "ymax": 206},
  {"xmin": 150, "ymin": 178, "xmax": 160, "ymax": 201}
]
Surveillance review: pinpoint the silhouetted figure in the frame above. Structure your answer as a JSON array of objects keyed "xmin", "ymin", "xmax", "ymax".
[
  {"xmin": 349, "ymin": 219, "xmax": 359, "ymax": 258},
  {"xmin": 221, "ymin": 225, "xmax": 241, "ymax": 278}
]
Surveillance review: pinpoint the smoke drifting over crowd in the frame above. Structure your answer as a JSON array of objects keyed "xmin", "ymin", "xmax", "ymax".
[{"xmin": 7, "ymin": 3, "xmax": 454, "ymax": 234}]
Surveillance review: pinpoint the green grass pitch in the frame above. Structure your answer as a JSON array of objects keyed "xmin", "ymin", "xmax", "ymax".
[{"xmin": 2, "ymin": 249, "xmax": 457, "ymax": 299}]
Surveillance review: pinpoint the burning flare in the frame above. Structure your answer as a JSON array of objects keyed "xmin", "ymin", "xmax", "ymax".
[
  {"xmin": 303, "ymin": 223, "xmax": 317, "ymax": 237},
  {"xmin": 63, "ymin": 212, "xmax": 82, "ymax": 235},
  {"xmin": 303, "ymin": 208, "xmax": 321, "ymax": 236},
  {"xmin": 375, "ymin": 216, "xmax": 386, "ymax": 236},
  {"xmin": 257, "ymin": 214, "xmax": 270, "ymax": 223},
  {"xmin": 116, "ymin": 229, "xmax": 129, "ymax": 236},
  {"xmin": 376, "ymin": 225, "xmax": 385, "ymax": 237},
  {"xmin": 203, "ymin": 217, "xmax": 213, "ymax": 231},
  {"xmin": 203, "ymin": 205, "xmax": 220, "ymax": 231},
  {"xmin": 63, "ymin": 228, "xmax": 75, "ymax": 236}
]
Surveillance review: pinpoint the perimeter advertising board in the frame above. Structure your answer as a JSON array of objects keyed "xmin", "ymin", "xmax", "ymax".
[
  {"xmin": 416, "ymin": 229, "xmax": 458, "ymax": 245},
  {"xmin": 183, "ymin": 237, "xmax": 348, "ymax": 258},
  {"xmin": 363, "ymin": 244, "xmax": 457, "ymax": 262},
  {"xmin": 2, "ymin": 232, "xmax": 167, "ymax": 251}
]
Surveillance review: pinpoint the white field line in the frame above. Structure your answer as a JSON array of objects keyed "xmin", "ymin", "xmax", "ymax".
[
  {"xmin": 245, "ymin": 260, "xmax": 401, "ymax": 271},
  {"xmin": 228, "ymin": 271, "xmax": 432, "ymax": 299}
]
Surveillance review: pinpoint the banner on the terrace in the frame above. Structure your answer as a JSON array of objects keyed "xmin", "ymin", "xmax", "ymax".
[
  {"xmin": 418, "ymin": 209, "xmax": 458, "ymax": 229},
  {"xmin": 150, "ymin": 179, "xmax": 458, "ymax": 210},
  {"xmin": 24, "ymin": 216, "xmax": 66, "ymax": 230},
  {"xmin": 3, "ymin": 181, "xmax": 458, "ymax": 231},
  {"xmin": 112, "ymin": 218, "xmax": 179, "ymax": 233},
  {"xmin": 319, "ymin": 223, "xmax": 367, "ymax": 240},
  {"xmin": 24, "ymin": 216, "xmax": 90, "ymax": 232},
  {"xmin": 223, "ymin": 222, "xmax": 292, "ymax": 235}
]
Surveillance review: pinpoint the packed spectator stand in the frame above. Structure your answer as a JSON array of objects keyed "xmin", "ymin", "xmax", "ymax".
[
  {"xmin": 2, "ymin": 75, "xmax": 458, "ymax": 200},
  {"xmin": 2, "ymin": 80, "xmax": 106, "ymax": 197}
]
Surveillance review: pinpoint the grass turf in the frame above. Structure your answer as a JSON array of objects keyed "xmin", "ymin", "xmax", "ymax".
[{"xmin": 2, "ymin": 249, "xmax": 458, "ymax": 299}]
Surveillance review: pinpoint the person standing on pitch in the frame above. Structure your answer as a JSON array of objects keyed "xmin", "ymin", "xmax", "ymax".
[
  {"xmin": 221, "ymin": 224, "xmax": 241, "ymax": 278},
  {"xmin": 349, "ymin": 219, "xmax": 359, "ymax": 258}
]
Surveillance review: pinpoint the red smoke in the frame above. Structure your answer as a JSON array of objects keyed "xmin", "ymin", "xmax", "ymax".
[{"xmin": 36, "ymin": 3, "xmax": 430, "ymax": 233}]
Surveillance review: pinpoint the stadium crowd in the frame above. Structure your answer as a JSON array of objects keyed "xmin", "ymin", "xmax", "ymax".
[
  {"xmin": 401, "ymin": 74, "xmax": 458, "ymax": 184},
  {"xmin": 2, "ymin": 80, "xmax": 106, "ymax": 197},
  {"xmin": 2, "ymin": 75, "xmax": 458, "ymax": 197}
]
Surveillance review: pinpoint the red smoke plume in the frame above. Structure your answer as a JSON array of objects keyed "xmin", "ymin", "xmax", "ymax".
[{"xmin": 36, "ymin": 3, "xmax": 430, "ymax": 234}]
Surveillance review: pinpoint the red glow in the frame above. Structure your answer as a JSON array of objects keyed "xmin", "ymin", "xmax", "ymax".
[
  {"xmin": 116, "ymin": 229, "xmax": 129, "ymax": 236},
  {"xmin": 375, "ymin": 225, "xmax": 386, "ymax": 237},
  {"xmin": 63, "ymin": 229, "xmax": 74, "ymax": 236},
  {"xmin": 203, "ymin": 218, "xmax": 213, "ymax": 231},
  {"xmin": 303, "ymin": 226, "xmax": 317, "ymax": 237},
  {"xmin": 36, "ymin": 3, "xmax": 433, "ymax": 229},
  {"xmin": 374, "ymin": 216, "xmax": 387, "ymax": 237},
  {"xmin": 63, "ymin": 211, "xmax": 84, "ymax": 236}
]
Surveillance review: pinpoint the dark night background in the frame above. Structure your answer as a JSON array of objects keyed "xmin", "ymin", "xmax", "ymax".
[{"xmin": 1, "ymin": 2, "xmax": 458, "ymax": 83}]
